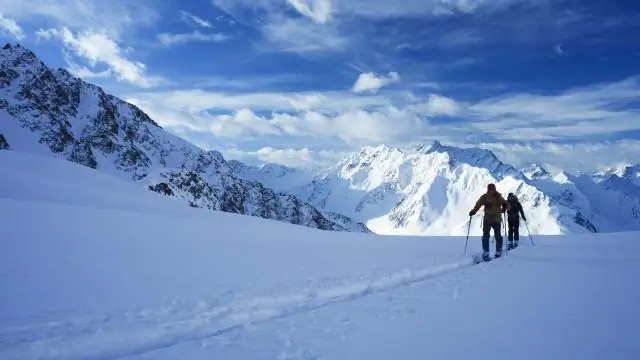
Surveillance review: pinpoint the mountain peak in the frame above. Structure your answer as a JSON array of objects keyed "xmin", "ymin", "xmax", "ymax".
[
  {"xmin": 591, "ymin": 163, "xmax": 640, "ymax": 187},
  {"xmin": 413, "ymin": 140, "xmax": 443, "ymax": 152},
  {"xmin": 523, "ymin": 163, "xmax": 551, "ymax": 179},
  {"xmin": 606, "ymin": 164, "xmax": 640, "ymax": 178},
  {"xmin": 1, "ymin": 42, "xmax": 39, "ymax": 65},
  {"xmin": 413, "ymin": 141, "xmax": 516, "ymax": 177}
]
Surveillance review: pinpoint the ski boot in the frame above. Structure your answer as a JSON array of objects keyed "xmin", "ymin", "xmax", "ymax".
[
  {"xmin": 495, "ymin": 249, "xmax": 503, "ymax": 258},
  {"xmin": 513, "ymin": 240, "xmax": 519, "ymax": 249},
  {"xmin": 507, "ymin": 241, "xmax": 514, "ymax": 250},
  {"xmin": 482, "ymin": 251, "xmax": 491, "ymax": 262}
]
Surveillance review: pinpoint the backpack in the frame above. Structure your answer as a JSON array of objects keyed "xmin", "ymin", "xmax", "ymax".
[
  {"xmin": 507, "ymin": 195, "xmax": 520, "ymax": 216},
  {"xmin": 482, "ymin": 192, "xmax": 506, "ymax": 213}
]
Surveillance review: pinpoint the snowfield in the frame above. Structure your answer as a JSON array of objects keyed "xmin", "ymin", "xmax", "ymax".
[{"xmin": 1, "ymin": 150, "xmax": 639, "ymax": 360}]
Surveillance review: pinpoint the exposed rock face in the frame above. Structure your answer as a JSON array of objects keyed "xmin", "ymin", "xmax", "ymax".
[{"xmin": 0, "ymin": 134, "xmax": 8, "ymax": 150}]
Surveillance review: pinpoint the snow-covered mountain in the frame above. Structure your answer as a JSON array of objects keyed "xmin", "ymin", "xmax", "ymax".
[
  {"xmin": 521, "ymin": 163, "xmax": 551, "ymax": 180},
  {"xmin": 235, "ymin": 142, "xmax": 640, "ymax": 236},
  {"xmin": 592, "ymin": 164, "xmax": 640, "ymax": 188},
  {"xmin": 0, "ymin": 43, "xmax": 369, "ymax": 233}
]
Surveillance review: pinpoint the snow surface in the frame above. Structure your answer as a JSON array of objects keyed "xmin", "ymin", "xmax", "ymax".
[{"xmin": 1, "ymin": 150, "xmax": 639, "ymax": 360}]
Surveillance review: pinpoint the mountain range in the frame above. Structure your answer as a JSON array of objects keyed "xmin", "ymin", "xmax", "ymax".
[
  {"xmin": 2, "ymin": 43, "xmax": 639, "ymax": 236},
  {"xmin": 0, "ymin": 43, "xmax": 369, "ymax": 233},
  {"xmin": 234, "ymin": 143, "xmax": 640, "ymax": 236}
]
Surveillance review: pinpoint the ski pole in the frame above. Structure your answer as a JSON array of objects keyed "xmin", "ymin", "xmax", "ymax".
[
  {"xmin": 524, "ymin": 219, "xmax": 535, "ymax": 247},
  {"xmin": 503, "ymin": 216, "xmax": 508, "ymax": 254},
  {"xmin": 464, "ymin": 216, "xmax": 472, "ymax": 255}
]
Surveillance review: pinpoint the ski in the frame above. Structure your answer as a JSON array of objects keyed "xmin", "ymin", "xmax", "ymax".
[
  {"xmin": 471, "ymin": 253, "xmax": 492, "ymax": 264},
  {"xmin": 471, "ymin": 253, "xmax": 484, "ymax": 264}
]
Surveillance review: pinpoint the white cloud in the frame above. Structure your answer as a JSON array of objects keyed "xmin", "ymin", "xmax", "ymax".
[
  {"xmin": 269, "ymin": 106, "xmax": 427, "ymax": 143},
  {"xmin": 412, "ymin": 94, "xmax": 461, "ymax": 116},
  {"xmin": 36, "ymin": 27, "xmax": 162, "ymax": 88},
  {"xmin": 129, "ymin": 89, "xmax": 394, "ymax": 114},
  {"xmin": 286, "ymin": 0, "xmax": 333, "ymax": 23},
  {"xmin": 352, "ymin": 72, "xmax": 400, "ymax": 93},
  {"xmin": 479, "ymin": 140, "xmax": 640, "ymax": 173},
  {"xmin": 0, "ymin": 13, "xmax": 25, "ymax": 40},
  {"xmin": 224, "ymin": 146, "xmax": 346, "ymax": 168},
  {"xmin": 209, "ymin": 109, "xmax": 283, "ymax": 138},
  {"xmin": 1, "ymin": 0, "xmax": 156, "ymax": 40},
  {"xmin": 261, "ymin": 16, "xmax": 349, "ymax": 53},
  {"xmin": 468, "ymin": 76, "xmax": 640, "ymax": 140},
  {"xmin": 212, "ymin": 0, "xmax": 525, "ymax": 21},
  {"xmin": 127, "ymin": 91, "xmax": 436, "ymax": 145},
  {"xmin": 332, "ymin": 0, "xmax": 528, "ymax": 18},
  {"xmin": 179, "ymin": 10, "xmax": 213, "ymax": 28},
  {"xmin": 129, "ymin": 76, "xmax": 640, "ymax": 144},
  {"xmin": 158, "ymin": 31, "xmax": 229, "ymax": 46},
  {"xmin": 126, "ymin": 75, "xmax": 640, "ymax": 171}
]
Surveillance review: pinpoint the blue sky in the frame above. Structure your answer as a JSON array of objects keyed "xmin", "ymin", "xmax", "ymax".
[{"xmin": 1, "ymin": 0, "xmax": 639, "ymax": 172}]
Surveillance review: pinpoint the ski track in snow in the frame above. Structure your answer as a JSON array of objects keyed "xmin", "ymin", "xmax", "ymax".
[{"xmin": 0, "ymin": 255, "xmax": 483, "ymax": 360}]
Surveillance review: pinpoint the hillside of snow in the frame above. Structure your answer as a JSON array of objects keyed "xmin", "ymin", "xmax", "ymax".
[
  {"xmin": 235, "ymin": 142, "xmax": 640, "ymax": 236},
  {"xmin": 0, "ymin": 43, "xmax": 368, "ymax": 233},
  {"xmin": 1, "ymin": 148, "xmax": 639, "ymax": 360}
]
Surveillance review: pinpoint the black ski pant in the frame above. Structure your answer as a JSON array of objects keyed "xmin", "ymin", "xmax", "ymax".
[
  {"xmin": 482, "ymin": 219, "xmax": 503, "ymax": 252},
  {"xmin": 507, "ymin": 216, "xmax": 520, "ymax": 241}
]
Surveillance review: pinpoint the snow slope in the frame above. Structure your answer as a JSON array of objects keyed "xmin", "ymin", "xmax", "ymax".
[
  {"xmin": 1, "ymin": 148, "xmax": 639, "ymax": 360},
  {"xmin": 0, "ymin": 43, "xmax": 367, "ymax": 233},
  {"xmin": 236, "ymin": 142, "xmax": 640, "ymax": 236}
]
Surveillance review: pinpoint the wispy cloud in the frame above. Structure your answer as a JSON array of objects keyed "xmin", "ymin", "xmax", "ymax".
[
  {"xmin": 214, "ymin": 0, "xmax": 529, "ymax": 21},
  {"xmin": 0, "ymin": 13, "xmax": 25, "ymax": 40},
  {"xmin": 468, "ymin": 76, "xmax": 640, "ymax": 140},
  {"xmin": 158, "ymin": 31, "xmax": 229, "ymax": 46},
  {"xmin": 36, "ymin": 27, "xmax": 163, "ymax": 87},
  {"xmin": 324, "ymin": 0, "xmax": 529, "ymax": 19},
  {"xmin": 286, "ymin": 0, "xmax": 333, "ymax": 23},
  {"xmin": 352, "ymin": 71, "xmax": 400, "ymax": 93},
  {"xmin": 260, "ymin": 16, "xmax": 350, "ymax": 53},
  {"xmin": 224, "ymin": 146, "xmax": 346, "ymax": 168},
  {"xmin": 128, "ymin": 89, "xmax": 395, "ymax": 114},
  {"xmin": 411, "ymin": 94, "xmax": 461, "ymax": 116},
  {"xmin": 179, "ymin": 10, "xmax": 213, "ymax": 28},
  {"xmin": 127, "ymin": 74, "xmax": 640, "ymax": 159},
  {"xmin": 1, "ymin": 0, "xmax": 157, "ymax": 40},
  {"xmin": 127, "ymin": 91, "xmax": 438, "ymax": 146},
  {"xmin": 478, "ymin": 140, "xmax": 640, "ymax": 173}
]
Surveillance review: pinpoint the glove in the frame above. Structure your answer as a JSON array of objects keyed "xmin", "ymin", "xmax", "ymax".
[
  {"xmin": 523, "ymin": 216, "xmax": 527, "ymax": 222},
  {"xmin": 469, "ymin": 210, "xmax": 476, "ymax": 216}
]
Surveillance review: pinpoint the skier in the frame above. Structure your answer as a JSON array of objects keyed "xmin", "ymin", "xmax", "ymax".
[
  {"xmin": 468, "ymin": 183, "xmax": 510, "ymax": 261},
  {"xmin": 506, "ymin": 193, "xmax": 526, "ymax": 250}
]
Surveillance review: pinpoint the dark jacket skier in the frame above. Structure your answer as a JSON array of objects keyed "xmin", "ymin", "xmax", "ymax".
[
  {"xmin": 469, "ymin": 183, "xmax": 509, "ymax": 258},
  {"xmin": 506, "ymin": 193, "xmax": 526, "ymax": 249}
]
